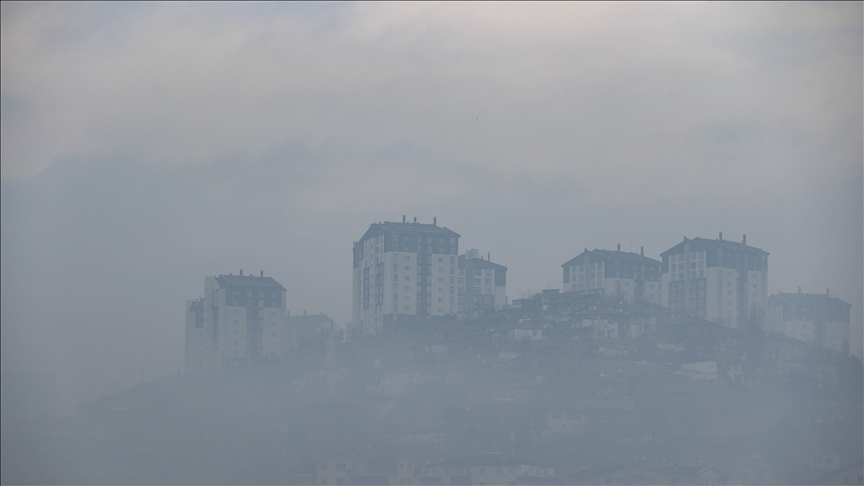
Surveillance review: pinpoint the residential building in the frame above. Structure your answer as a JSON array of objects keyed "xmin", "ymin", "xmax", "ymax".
[
  {"xmin": 661, "ymin": 234, "xmax": 768, "ymax": 329},
  {"xmin": 185, "ymin": 270, "xmax": 288, "ymax": 374},
  {"xmin": 353, "ymin": 217, "xmax": 460, "ymax": 335},
  {"xmin": 561, "ymin": 245, "xmax": 662, "ymax": 305},
  {"xmin": 458, "ymin": 249, "xmax": 507, "ymax": 315},
  {"xmin": 767, "ymin": 290, "xmax": 851, "ymax": 355}
]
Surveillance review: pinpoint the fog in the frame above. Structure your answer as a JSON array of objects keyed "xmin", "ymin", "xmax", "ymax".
[{"xmin": 1, "ymin": 2, "xmax": 862, "ymax": 484}]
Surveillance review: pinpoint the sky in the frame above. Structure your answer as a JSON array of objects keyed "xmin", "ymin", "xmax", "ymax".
[{"xmin": 1, "ymin": 2, "xmax": 862, "ymax": 411}]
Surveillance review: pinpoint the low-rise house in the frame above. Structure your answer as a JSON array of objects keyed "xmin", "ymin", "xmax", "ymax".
[{"xmin": 507, "ymin": 324, "xmax": 546, "ymax": 341}]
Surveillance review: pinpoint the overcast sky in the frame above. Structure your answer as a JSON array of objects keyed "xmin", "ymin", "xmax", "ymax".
[{"xmin": 2, "ymin": 2, "xmax": 862, "ymax": 411}]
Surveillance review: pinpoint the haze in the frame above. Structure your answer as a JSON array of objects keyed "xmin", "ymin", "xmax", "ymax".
[{"xmin": 1, "ymin": 0, "xmax": 861, "ymax": 453}]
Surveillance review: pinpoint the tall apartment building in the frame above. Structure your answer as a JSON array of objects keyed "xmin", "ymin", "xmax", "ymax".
[
  {"xmin": 561, "ymin": 245, "xmax": 662, "ymax": 305},
  {"xmin": 185, "ymin": 270, "xmax": 288, "ymax": 374},
  {"xmin": 457, "ymin": 249, "xmax": 507, "ymax": 315},
  {"xmin": 353, "ymin": 217, "xmax": 459, "ymax": 335},
  {"xmin": 767, "ymin": 290, "xmax": 851, "ymax": 355},
  {"xmin": 661, "ymin": 234, "xmax": 768, "ymax": 329}
]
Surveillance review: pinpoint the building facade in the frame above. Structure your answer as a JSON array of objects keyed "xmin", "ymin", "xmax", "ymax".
[
  {"xmin": 561, "ymin": 246, "xmax": 662, "ymax": 305},
  {"xmin": 457, "ymin": 249, "xmax": 507, "ymax": 315},
  {"xmin": 661, "ymin": 234, "xmax": 768, "ymax": 329},
  {"xmin": 353, "ymin": 217, "xmax": 460, "ymax": 335},
  {"xmin": 767, "ymin": 290, "xmax": 851, "ymax": 355},
  {"xmin": 185, "ymin": 271, "xmax": 288, "ymax": 374}
]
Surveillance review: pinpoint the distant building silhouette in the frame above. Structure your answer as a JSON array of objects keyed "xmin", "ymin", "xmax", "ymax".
[
  {"xmin": 353, "ymin": 217, "xmax": 459, "ymax": 335},
  {"xmin": 661, "ymin": 234, "xmax": 768, "ymax": 329},
  {"xmin": 561, "ymin": 245, "xmax": 661, "ymax": 305},
  {"xmin": 458, "ymin": 249, "xmax": 507, "ymax": 315},
  {"xmin": 767, "ymin": 289, "xmax": 851, "ymax": 355},
  {"xmin": 185, "ymin": 270, "xmax": 287, "ymax": 373}
]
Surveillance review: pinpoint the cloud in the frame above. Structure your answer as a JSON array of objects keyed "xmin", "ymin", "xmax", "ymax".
[{"xmin": 2, "ymin": 2, "xmax": 861, "ymax": 209}]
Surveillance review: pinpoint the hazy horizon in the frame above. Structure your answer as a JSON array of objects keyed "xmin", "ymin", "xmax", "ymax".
[{"xmin": 2, "ymin": 1, "xmax": 861, "ymax": 413}]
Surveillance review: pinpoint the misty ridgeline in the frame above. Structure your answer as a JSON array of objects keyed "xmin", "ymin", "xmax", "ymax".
[{"xmin": 2, "ymin": 223, "xmax": 862, "ymax": 485}]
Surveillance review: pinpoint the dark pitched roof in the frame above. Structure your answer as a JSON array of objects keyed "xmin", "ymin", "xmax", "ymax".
[
  {"xmin": 562, "ymin": 249, "xmax": 660, "ymax": 268},
  {"xmin": 458, "ymin": 254, "xmax": 507, "ymax": 271},
  {"xmin": 660, "ymin": 237, "xmax": 767, "ymax": 257},
  {"xmin": 770, "ymin": 292, "xmax": 850, "ymax": 308},
  {"xmin": 215, "ymin": 274, "xmax": 285, "ymax": 290},
  {"xmin": 359, "ymin": 221, "xmax": 460, "ymax": 242}
]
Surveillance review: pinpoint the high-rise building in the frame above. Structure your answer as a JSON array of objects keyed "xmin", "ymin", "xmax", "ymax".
[
  {"xmin": 353, "ymin": 217, "xmax": 459, "ymax": 335},
  {"xmin": 457, "ymin": 249, "xmax": 507, "ymax": 315},
  {"xmin": 561, "ymin": 245, "xmax": 662, "ymax": 305},
  {"xmin": 185, "ymin": 270, "xmax": 287, "ymax": 374},
  {"xmin": 660, "ymin": 234, "xmax": 768, "ymax": 329},
  {"xmin": 767, "ymin": 290, "xmax": 851, "ymax": 355}
]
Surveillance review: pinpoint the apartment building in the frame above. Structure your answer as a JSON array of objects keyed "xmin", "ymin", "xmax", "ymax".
[
  {"xmin": 185, "ymin": 270, "xmax": 288, "ymax": 374},
  {"xmin": 457, "ymin": 249, "xmax": 507, "ymax": 315},
  {"xmin": 353, "ymin": 217, "xmax": 459, "ymax": 335},
  {"xmin": 661, "ymin": 234, "xmax": 768, "ymax": 329},
  {"xmin": 561, "ymin": 245, "xmax": 662, "ymax": 305},
  {"xmin": 767, "ymin": 290, "xmax": 851, "ymax": 355}
]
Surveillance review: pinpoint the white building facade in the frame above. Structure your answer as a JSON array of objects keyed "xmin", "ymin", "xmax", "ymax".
[
  {"xmin": 661, "ymin": 234, "xmax": 768, "ymax": 329},
  {"xmin": 185, "ymin": 271, "xmax": 288, "ymax": 374},
  {"xmin": 562, "ymin": 246, "xmax": 662, "ymax": 306},
  {"xmin": 353, "ymin": 217, "xmax": 459, "ymax": 335}
]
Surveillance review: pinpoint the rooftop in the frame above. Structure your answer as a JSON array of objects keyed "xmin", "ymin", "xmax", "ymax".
[
  {"xmin": 771, "ymin": 292, "xmax": 850, "ymax": 308},
  {"xmin": 660, "ymin": 236, "xmax": 768, "ymax": 256},
  {"xmin": 562, "ymin": 248, "xmax": 660, "ymax": 268},
  {"xmin": 359, "ymin": 220, "xmax": 460, "ymax": 242},
  {"xmin": 215, "ymin": 273, "xmax": 286, "ymax": 290}
]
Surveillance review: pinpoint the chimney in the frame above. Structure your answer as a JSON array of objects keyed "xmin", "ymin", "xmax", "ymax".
[
  {"xmin": 239, "ymin": 269, "xmax": 243, "ymax": 276},
  {"xmin": 617, "ymin": 243, "xmax": 621, "ymax": 252},
  {"xmin": 742, "ymin": 234, "xmax": 747, "ymax": 245},
  {"xmin": 433, "ymin": 217, "xmax": 437, "ymax": 226},
  {"xmin": 402, "ymin": 215, "xmax": 406, "ymax": 223},
  {"xmin": 826, "ymin": 288, "xmax": 830, "ymax": 297},
  {"xmin": 719, "ymin": 231, "xmax": 723, "ymax": 241},
  {"xmin": 413, "ymin": 217, "xmax": 417, "ymax": 223},
  {"xmin": 260, "ymin": 270, "xmax": 263, "ymax": 278},
  {"xmin": 487, "ymin": 252, "xmax": 490, "ymax": 261},
  {"xmin": 798, "ymin": 286, "xmax": 801, "ymax": 293},
  {"xmin": 640, "ymin": 246, "xmax": 644, "ymax": 256},
  {"xmin": 303, "ymin": 309, "xmax": 306, "ymax": 316}
]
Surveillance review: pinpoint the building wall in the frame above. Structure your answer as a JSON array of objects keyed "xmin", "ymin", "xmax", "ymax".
[
  {"xmin": 662, "ymin": 239, "xmax": 768, "ymax": 329},
  {"xmin": 564, "ymin": 251, "xmax": 662, "ymax": 305},
  {"xmin": 458, "ymin": 251, "xmax": 507, "ymax": 315},
  {"xmin": 768, "ymin": 311, "xmax": 850, "ymax": 354},
  {"xmin": 187, "ymin": 274, "xmax": 287, "ymax": 373},
  {"xmin": 353, "ymin": 223, "xmax": 460, "ymax": 335}
]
